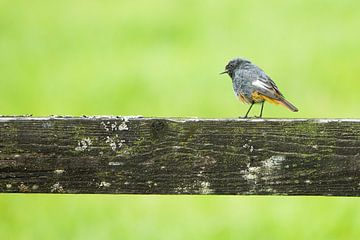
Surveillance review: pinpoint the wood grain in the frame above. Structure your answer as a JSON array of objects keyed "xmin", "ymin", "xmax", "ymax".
[{"xmin": 0, "ymin": 117, "xmax": 359, "ymax": 196}]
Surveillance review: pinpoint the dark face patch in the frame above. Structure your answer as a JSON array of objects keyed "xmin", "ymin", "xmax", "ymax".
[
  {"xmin": 224, "ymin": 59, "xmax": 242, "ymax": 77},
  {"xmin": 225, "ymin": 59, "xmax": 240, "ymax": 72}
]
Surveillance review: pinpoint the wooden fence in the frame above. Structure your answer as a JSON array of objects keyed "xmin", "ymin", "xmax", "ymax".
[{"xmin": 0, "ymin": 117, "xmax": 359, "ymax": 196}]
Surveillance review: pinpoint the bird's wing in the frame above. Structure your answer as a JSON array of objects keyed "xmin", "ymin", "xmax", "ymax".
[{"xmin": 245, "ymin": 66, "xmax": 284, "ymax": 99}]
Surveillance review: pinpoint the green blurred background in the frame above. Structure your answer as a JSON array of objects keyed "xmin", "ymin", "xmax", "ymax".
[{"xmin": 1, "ymin": 0, "xmax": 360, "ymax": 239}]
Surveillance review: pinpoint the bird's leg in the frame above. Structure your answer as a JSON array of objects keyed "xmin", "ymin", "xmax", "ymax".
[
  {"xmin": 242, "ymin": 103, "xmax": 254, "ymax": 118},
  {"xmin": 256, "ymin": 101, "xmax": 265, "ymax": 118}
]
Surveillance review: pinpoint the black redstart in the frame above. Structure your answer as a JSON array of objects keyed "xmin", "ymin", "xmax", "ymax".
[{"xmin": 221, "ymin": 57, "xmax": 298, "ymax": 118}]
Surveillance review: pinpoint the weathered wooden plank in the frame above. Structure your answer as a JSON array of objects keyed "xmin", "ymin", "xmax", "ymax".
[{"xmin": 0, "ymin": 117, "xmax": 359, "ymax": 195}]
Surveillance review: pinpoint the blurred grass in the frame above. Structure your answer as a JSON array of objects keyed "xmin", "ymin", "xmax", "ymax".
[
  {"xmin": 1, "ymin": 195, "xmax": 360, "ymax": 240},
  {"xmin": 1, "ymin": 0, "xmax": 360, "ymax": 239}
]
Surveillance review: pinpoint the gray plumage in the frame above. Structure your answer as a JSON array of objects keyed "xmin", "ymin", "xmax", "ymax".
[{"xmin": 221, "ymin": 57, "xmax": 298, "ymax": 117}]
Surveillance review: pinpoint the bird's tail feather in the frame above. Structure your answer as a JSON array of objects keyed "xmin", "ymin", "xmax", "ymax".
[
  {"xmin": 278, "ymin": 98, "xmax": 298, "ymax": 112},
  {"xmin": 260, "ymin": 94, "xmax": 298, "ymax": 112}
]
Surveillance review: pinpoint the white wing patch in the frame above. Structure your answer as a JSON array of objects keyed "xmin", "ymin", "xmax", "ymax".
[{"xmin": 252, "ymin": 80, "xmax": 270, "ymax": 90}]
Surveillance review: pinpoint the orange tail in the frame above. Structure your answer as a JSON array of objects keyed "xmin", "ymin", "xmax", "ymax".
[
  {"xmin": 278, "ymin": 98, "xmax": 298, "ymax": 112},
  {"xmin": 260, "ymin": 94, "xmax": 298, "ymax": 112}
]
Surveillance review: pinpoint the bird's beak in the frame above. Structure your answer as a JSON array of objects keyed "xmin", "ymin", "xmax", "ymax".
[{"xmin": 220, "ymin": 70, "xmax": 228, "ymax": 75}]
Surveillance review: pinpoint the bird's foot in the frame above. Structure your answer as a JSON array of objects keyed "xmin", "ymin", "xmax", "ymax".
[{"xmin": 254, "ymin": 115, "xmax": 263, "ymax": 118}]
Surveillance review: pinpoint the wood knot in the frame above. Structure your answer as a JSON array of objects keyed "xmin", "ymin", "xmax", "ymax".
[{"xmin": 150, "ymin": 120, "xmax": 168, "ymax": 139}]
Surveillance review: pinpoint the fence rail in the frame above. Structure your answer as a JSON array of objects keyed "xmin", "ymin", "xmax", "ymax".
[{"xmin": 0, "ymin": 117, "xmax": 359, "ymax": 196}]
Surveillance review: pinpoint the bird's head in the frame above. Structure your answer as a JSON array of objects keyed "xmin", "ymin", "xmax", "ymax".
[{"xmin": 220, "ymin": 57, "xmax": 250, "ymax": 77}]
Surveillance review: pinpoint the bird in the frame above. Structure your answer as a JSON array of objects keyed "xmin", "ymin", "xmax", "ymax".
[{"xmin": 221, "ymin": 57, "xmax": 298, "ymax": 118}]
